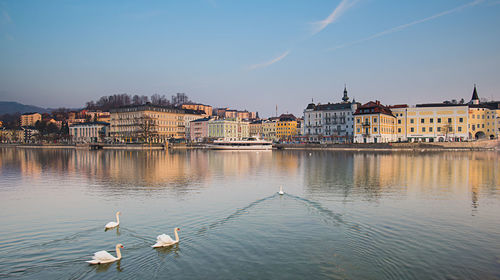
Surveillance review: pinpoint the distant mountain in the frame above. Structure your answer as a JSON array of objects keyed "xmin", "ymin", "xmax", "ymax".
[{"xmin": 0, "ymin": 101, "xmax": 49, "ymax": 115}]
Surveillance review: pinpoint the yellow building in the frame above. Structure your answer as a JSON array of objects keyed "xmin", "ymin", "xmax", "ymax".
[
  {"xmin": 207, "ymin": 119, "xmax": 249, "ymax": 140},
  {"xmin": 249, "ymin": 120, "xmax": 263, "ymax": 137},
  {"xmin": 20, "ymin": 113, "xmax": 41, "ymax": 127},
  {"xmin": 390, "ymin": 104, "xmax": 469, "ymax": 142},
  {"xmin": 262, "ymin": 118, "xmax": 278, "ymax": 142},
  {"xmin": 110, "ymin": 104, "xmax": 205, "ymax": 143},
  {"xmin": 0, "ymin": 129, "xmax": 23, "ymax": 143},
  {"xmin": 182, "ymin": 103, "xmax": 213, "ymax": 116},
  {"xmin": 467, "ymin": 85, "xmax": 499, "ymax": 140},
  {"xmin": 276, "ymin": 114, "xmax": 298, "ymax": 141},
  {"xmin": 354, "ymin": 101, "xmax": 396, "ymax": 143}
]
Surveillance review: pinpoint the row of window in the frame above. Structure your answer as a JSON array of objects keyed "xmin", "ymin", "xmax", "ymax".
[{"xmin": 408, "ymin": 117, "xmax": 463, "ymax": 124}]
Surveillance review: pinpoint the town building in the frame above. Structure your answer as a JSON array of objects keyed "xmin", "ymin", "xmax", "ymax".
[
  {"xmin": 190, "ymin": 117, "xmax": 211, "ymax": 142},
  {"xmin": 467, "ymin": 85, "xmax": 500, "ymax": 140},
  {"xmin": 207, "ymin": 119, "xmax": 249, "ymax": 141},
  {"xmin": 0, "ymin": 129, "xmax": 23, "ymax": 143},
  {"xmin": 276, "ymin": 114, "xmax": 298, "ymax": 142},
  {"xmin": 262, "ymin": 118, "xmax": 278, "ymax": 142},
  {"xmin": 390, "ymin": 103, "xmax": 469, "ymax": 142},
  {"xmin": 249, "ymin": 120, "xmax": 263, "ymax": 138},
  {"xmin": 70, "ymin": 122, "xmax": 110, "ymax": 143},
  {"xmin": 302, "ymin": 86, "xmax": 359, "ymax": 143},
  {"xmin": 109, "ymin": 104, "xmax": 205, "ymax": 143},
  {"xmin": 21, "ymin": 126, "xmax": 38, "ymax": 143},
  {"xmin": 85, "ymin": 111, "xmax": 111, "ymax": 123},
  {"xmin": 20, "ymin": 113, "xmax": 42, "ymax": 127},
  {"xmin": 214, "ymin": 108, "xmax": 257, "ymax": 120},
  {"xmin": 182, "ymin": 103, "xmax": 213, "ymax": 116},
  {"xmin": 353, "ymin": 101, "xmax": 396, "ymax": 143}
]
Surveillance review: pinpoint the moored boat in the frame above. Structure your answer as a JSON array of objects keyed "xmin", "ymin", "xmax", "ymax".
[{"xmin": 206, "ymin": 137, "xmax": 272, "ymax": 150}]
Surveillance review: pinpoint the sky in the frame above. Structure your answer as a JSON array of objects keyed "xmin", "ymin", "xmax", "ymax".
[{"xmin": 0, "ymin": 0, "xmax": 499, "ymax": 117}]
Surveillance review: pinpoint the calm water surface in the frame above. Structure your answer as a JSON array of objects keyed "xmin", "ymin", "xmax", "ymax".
[{"xmin": 0, "ymin": 148, "xmax": 499, "ymax": 279}]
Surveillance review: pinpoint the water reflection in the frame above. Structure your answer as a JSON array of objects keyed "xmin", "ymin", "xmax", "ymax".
[
  {"xmin": 94, "ymin": 260, "xmax": 122, "ymax": 273},
  {"xmin": 0, "ymin": 148, "xmax": 499, "ymax": 209}
]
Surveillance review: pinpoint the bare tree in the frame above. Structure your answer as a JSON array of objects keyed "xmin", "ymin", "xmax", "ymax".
[
  {"xmin": 171, "ymin": 93, "xmax": 190, "ymax": 106},
  {"xmin": 137, "ymin": 115, "xmax": 157, "ymax": 143}
]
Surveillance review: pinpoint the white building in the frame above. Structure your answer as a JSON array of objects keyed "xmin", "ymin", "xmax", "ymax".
[
  {"xmin": 70, "ymin": 122, "xmax": 109, "ymax": 143},
  {"xmin": 303, "ymin": 87, "xmax": 359, "ymax": 143}
]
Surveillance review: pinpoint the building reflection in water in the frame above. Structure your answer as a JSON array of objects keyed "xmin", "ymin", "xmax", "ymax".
[{"xmin": 1, "ymin": 148, "xmax": 498, "ymax": 209}]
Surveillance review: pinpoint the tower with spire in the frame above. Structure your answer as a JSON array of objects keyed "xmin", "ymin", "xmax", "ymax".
[
  {"xmin": 342, "ymin": 84, "xmax": 349, "ymax": 103},
  {"xmin": 470, "ymin": 84, "xmax": 479, "ymax": 105}
]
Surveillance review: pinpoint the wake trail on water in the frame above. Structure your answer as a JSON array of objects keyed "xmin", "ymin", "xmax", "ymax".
[{"xmin": 196, "ymin": 193, "xmax": 278, "ymax": 236}]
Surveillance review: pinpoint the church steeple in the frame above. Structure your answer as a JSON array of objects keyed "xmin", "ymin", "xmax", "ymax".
[
  {"xmin": 342, "ymin": 84, "xmax": 349, "ymax": 103},
  {"xmin": 470, "ymin": 84, "xmax": 479, "ymax": 105}
]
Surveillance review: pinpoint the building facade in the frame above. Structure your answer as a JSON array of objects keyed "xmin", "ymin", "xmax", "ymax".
[
  {"xmin": 110, "ymin": 104, "xmax": 205, "ymax": 143},
  {"xmin": 303, "ymin": 87, "xmax": 359, "ymax": 143},
  {"xmin": 249, "ymin": 120, "xmax": 263, "ymax": 138},
  {"xmin": 70, "ymin": 122, "xmax": 110, "ymax": 143},
  {"xmin": 207, "ymin": 119, "xmax": 249, "ymax": 141},
  {"xmin": 262, "ymin": 118, "xmax": 278, "ymax": 142},
  {"xmin": 276, "ymin": 114, "xmax": 298, "ymax": 141},
  {"xmin": 354, "ymin": 101, "xmax": 396, "ymax": 143},
  {"xmin": 467, "ymin": 85, "xmax": 500, "ymax": 140},
  {"xmin": 182, "ymin": 103, "xmax": 213, "ymax": 116},
  {"xmin": 390, "ymin": 104, "xmax": 470, "ymax": 142},
  {"xmin": 190, "ymin": 117, "xmax": 211, "ymax": 142},
  {"xmin": 20, "ymin": 113, "xmax": 42, "ymax": 127}
]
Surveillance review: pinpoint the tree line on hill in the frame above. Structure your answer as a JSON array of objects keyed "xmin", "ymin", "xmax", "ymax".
[{"xmin": 85, "ymin": 93, "xmax": 191, "ymax": 111}]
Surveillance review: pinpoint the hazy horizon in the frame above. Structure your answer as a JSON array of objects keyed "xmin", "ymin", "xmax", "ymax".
[{"xmin": 1, "ymin": 0, "xmax": 499, "ymax": 117}]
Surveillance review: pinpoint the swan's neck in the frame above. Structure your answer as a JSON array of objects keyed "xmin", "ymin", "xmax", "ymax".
[
  {"xmin": 115, "ymin": 246, "xmax": 122, "ymax": 260},
  {"xmin": 174, "ymin": 230, "xmax": 179, "ymax": 242},
  {"xmin": 116, "ymin": 213, "xmax": 120, "ymax": 225}
]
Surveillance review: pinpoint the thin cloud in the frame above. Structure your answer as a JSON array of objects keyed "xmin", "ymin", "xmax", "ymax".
[
  {"xmin": 2, "ymin": 10, "xmax": 11, "ymax": 23},
  {"xmin": 330, "ymin": 0, "xmax": 483, "ymax": 51},
  {"xmin": 249, "ymin": 51, "xmax": 291, "ymax": 70},
  {"xmin": 312, "ymin": 0, "xmax": 358, "ymax": 35}
]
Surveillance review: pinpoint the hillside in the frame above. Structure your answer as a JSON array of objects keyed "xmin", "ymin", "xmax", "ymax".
[{"xmin": 0, "ymin": 101, "xmax": 49, "ymax": 115}]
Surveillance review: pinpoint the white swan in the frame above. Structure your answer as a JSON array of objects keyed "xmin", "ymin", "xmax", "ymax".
[
  {"xmin": 86, "ymin": 244, "xmax": 123, "ymax": 264},
  {"xmin": 105, "ymin": 211, "xmax": 120, "ymax": 229},
  {"xmin": 152, "ymin": 228, "xmax": 181, "ymax": 247},
  {"xmin": 278, "ymin": 186, "xmax": 284, "ymax": 195}
]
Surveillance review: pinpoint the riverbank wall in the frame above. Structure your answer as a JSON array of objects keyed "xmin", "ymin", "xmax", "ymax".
[
  {"xmin": 1, "ymin": 139, "xmax": 498, "ymax": 151},
  {"xmin": 274, "ymin": 139, "xmax": 500, "ymax": 151}
]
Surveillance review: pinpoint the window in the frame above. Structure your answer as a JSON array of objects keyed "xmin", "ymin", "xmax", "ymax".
[
  {"xmin": 374, "ymin": 127, "xmax": 377, "ymax": 132},
  {"xmin": 459, "ymin": 118, "xmax": 463, "ymax": 123},
  {"xmin": 429, "ymin": 127, "xmax": 433, "ymax": 132},
  {"xmin": 437, "ymin": 127, "xmax": 441, "ymax": 132},
  {"xmin": 448, "ymin": 118, "xmax": 452, "ymax": 123},
  {"xmin": 438, "ymin": 118, "xmax": 441, "ymax": 123},
  {"xmin": 410, "ymin": 127, "xmax": 414, "ymax": 132},
  {"xmin": 398, "ymin": 128, "xmax": 401, "ymax": 133},
  {"xmin": 357, "ymin": 118, "xmax": 360, "ymax": 123},
  {"xmin": 421, "ymin": 119, "xmax": 425, "ymax": 124},
  {"xmin": 410, "ymin": 119, "xmax": 414, "ymax": 124},
  {"xmin": 422, "ymin": 127, "xmax": 426, "ymax": 132},
  {"xmin": 374, "ymin": 118, "xmax": 377, "ymax": 123},
  {"xmin": 430, "ymin": 118, "xmax": 434, "ymax": 123},
  {"xmin": 458, "ymin": 127, "xmax": 462, "ymax": 132},
  {"xmin": 398, "ymin": 119, "xmax": 401, "ymax": 124}
]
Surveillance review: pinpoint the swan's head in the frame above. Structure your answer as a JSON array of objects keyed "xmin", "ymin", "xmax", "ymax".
[
  {"xmin": 175, "ymin": 227, "xmax": 181, "ymax": 231},
  {"xmin": 117, "ymin": 243, "xmax": 124, "ymax": 248},
  {"xmin": 116, "ymin": 211, "xmax": 121, "ymax": 215}
]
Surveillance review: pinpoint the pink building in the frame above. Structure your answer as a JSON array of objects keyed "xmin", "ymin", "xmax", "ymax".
[{"xmin": 190, "ymin": 117, "xmax": 211, "ymax": 142}]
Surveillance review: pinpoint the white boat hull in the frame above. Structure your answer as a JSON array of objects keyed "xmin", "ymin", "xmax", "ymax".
[{"xmin": 206, "ymin": 144, "xmax": 272, "ymax": 150}]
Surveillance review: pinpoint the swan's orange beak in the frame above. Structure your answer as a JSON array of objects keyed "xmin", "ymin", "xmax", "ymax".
[
  {"xmin": 121, "ymin": 245, "xmax": 124, "ymax": 248},
  {"xmin": 178, "ymin": 228, "xmax": 181, "ymax": 231}
]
